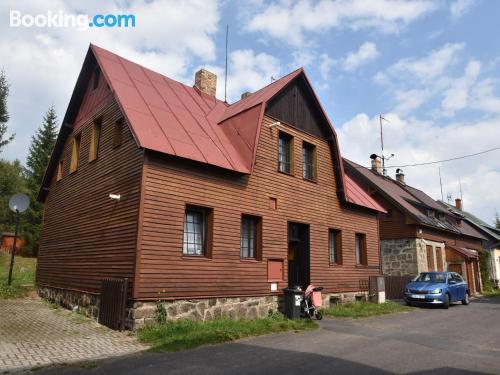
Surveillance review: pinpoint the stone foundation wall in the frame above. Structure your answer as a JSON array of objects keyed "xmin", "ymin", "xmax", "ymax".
[
  {"xmin": 381, "ymin": 239, "xmax": 419, "ymax": 276},
  {"xmin": 37, "ymin": 286, "xmax": 100, "ymax": 320},
  {"xmin": 321, "ymin": 291, "xmax": 369, "ymax": 309},
  {"xmin": 129, "ymin": 295, "xmax": 280, "ymax": 330}
]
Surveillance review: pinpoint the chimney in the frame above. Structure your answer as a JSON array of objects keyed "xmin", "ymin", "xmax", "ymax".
[
  {"xmin": 370, "ymin": 154, "xmax": 382, "ymax": 174},
  {"xmin": 455, "ymin": 198, "xmax": 463, "ymax": 211},
  {"xmin": 194, "ymin": 69, "xmax": 217, "ymax": 97},
  {"xmin": 241, "ymin": 91, "xmax": 252, "ymax": 100},
  {"xmin": 396, "ymin": 168, "xmax": 405, "ymax": 184}
]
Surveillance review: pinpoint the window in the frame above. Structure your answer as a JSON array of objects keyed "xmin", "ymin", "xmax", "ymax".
[
  {"xmin": 113, "ymin": 119, "xmax": 123, "ymax": 148},
  {"xmin": 329, "ymin": 229, "xmax": 342, "ymax": 264},
  {"xmin": 426, "ymin": 245, "xmax": 434, "ymax": 271},
  {"xmin": 93, "ymin": 67, "xmax": 100, "ymax": 90},
  {"xmin": 240, "ymin": 215, "xmax": 261, "ymax": 259},
  {"xmin": 302, "ymin": 142, "xmax": 317, "ymax": 181},
  {"xmin": 355, "ymin": 233, "xmax": 367, "ymax": 265},
  {"xmin": 89, "ymin": 119, "xmax": 101, "ymax": 161},
  {"xmin": 183, "ymin": 205, "xmax": 212, "ymax": 256},
  {"xmin": 69, "ymin": 134, "xmax": 81, "ymax": 173},
  {"xmin": 57, "ymin": 160, "xmax": 64, "ymax": 181},
  {"xmin": 269, "ymin": 197, "xmax": 277, "ymax": 210},
  {"xmin": 278, "ymin": 132, "xmax": 293, "ymax": 174}
]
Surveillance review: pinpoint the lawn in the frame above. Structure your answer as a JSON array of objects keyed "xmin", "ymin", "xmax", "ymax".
[
  {"xmin": 482, "ymin": 289, "xmax": 500, "ymax": 298},
  {"xmin": 0, "ymin": 251, "xmax": 37, "ymax": 299},
  {"xmin": 138, "ymin": 312, "xmax": 317, "ymax": 351},
  {"xmin": 321, "ymin": 301, "xmax": 414, "ymax": 319}
]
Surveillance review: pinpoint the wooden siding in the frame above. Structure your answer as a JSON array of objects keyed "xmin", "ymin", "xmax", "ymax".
[
  {"xmin": 266, "ymin": 78, "xmax": 329, "ymax": 139},
  {"xmin": 135, "ymin": 115, "xmax": 380, "ymax": 300},
  {"xmin": 36, "ymin": 98, "xmax": 144, "ymax": 294}
]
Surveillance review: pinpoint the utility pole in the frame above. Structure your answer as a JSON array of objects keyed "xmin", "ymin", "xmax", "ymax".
[{"xmin": 7, "ymin": 193, "xmax": 30, "ymax": 286}]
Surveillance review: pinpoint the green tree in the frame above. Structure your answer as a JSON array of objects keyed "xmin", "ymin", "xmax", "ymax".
[
  {"xmin": 22, "ymin": 106, "xmax": 58, "ymax": 255},
  {"xmin": 495, "ymin": 213, "xmax": 500, "ymax": 229},
  {"xmin": 0, "ymin": 159, "xmax": 27, "ymax": 232},
  {"xmin": 0, "ymin": 69, "xmax": 14, "ymax": 152}
]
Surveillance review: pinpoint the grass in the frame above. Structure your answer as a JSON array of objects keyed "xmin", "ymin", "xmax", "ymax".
[
  {"xmin": 138, "ymin": 312, "xmax": 317, "ymax": 352},
  {"xmin": 0, "ymin": 251, "xmax": 37, "ymax": 299},
  {"xmin": 482, "ymin": 289, "xmax": 500, "ymax": 298},
  {"xmin": 321, "ymin": 301, "xmax": 414, "ymax": 319}
]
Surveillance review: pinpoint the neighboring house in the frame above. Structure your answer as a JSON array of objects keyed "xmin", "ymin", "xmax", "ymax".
[
  {"xmin": 440, "ymin": 199, "xmax": 500, "ymax": 288},
  {"xmin": 36, "ymin": 44, "xmax": 385, "ymax": 329},
  {"xmin": 1, "ymin": 233, "xmax": 25, "ymax": 254},
  {"xmin": 344, "ymin": 158, "xmax": 486, "ymax": 294}
]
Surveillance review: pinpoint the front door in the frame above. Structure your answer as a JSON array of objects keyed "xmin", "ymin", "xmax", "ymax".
[{"xmin": 287, "ymin": 222, "xmax": 310, "ymax": 288}]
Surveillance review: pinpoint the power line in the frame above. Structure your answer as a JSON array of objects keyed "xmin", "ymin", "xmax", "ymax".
[{"xmin": 385, "ymin": 145, "xmax": 500, "ymax": 169}]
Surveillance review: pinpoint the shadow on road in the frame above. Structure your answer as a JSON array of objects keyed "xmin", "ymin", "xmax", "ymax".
[
  {"xmin": 38, "ymin": 342, "xmax": 490, "ymax": 375},
  {"xmin": 472, "ymin": 296, "xmax": 500, "ymax": 304}
]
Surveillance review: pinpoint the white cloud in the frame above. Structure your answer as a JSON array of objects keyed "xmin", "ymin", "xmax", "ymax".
[
  {"xmin": 245, "ymin": 0, "xmax": 438, "ymax": 46},
  {"xmin": 319, "ymin": 53, "xmax": 335, "ymax": 80},
  {"xmin": 441, "ymin": 60, "xmax": 481, "ymax": 116},
  {"xmin": 393, "ymin": 89, "xmax": 432, "ymax": 114},
  {"xmin": 338, "ymin": 112, "xmax": 500, "ymax": 220},
  {"xmin": 0, "ymin": 0, "xmax": 220, "ymax": 162},
  {"xmin": 342, "ymin": 42, "xmax": 378, "ymax": 71},
  {"xmin": 470, "ymin": 78, "xmax": 500, "ymax": 113},
  {"xmin": 382, "ymin": 43, "xmax": 465, "ymax": 82},
  {"xmin": 450, "ymin": 0, "xmax": 475, "ymax": 19}
]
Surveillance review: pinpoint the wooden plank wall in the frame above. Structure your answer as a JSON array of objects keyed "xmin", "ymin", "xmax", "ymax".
[
  {"xmin": 36, "ymin": 98, "xmax": 144, "ymax": 294},
  {"xmin": 135, "ymin": 115, "xmax": 381, "ymax": 301}
]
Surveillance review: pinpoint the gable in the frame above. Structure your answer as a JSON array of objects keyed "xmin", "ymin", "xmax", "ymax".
[{"xmin": 265, "ymin": 77, "xmax": 329, "ymax": 139}]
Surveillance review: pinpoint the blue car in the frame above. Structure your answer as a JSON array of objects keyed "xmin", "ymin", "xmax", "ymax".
[{"xmin": 404, "ymin": 272, "xmax": 470, "ymax": 309}]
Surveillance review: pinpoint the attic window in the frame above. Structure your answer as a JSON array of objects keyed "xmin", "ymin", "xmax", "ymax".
[
  {"xmin": 93, "ymin": 67, "xmax": 100, "ymax": 90},
  {"xmin": 70, "ymin": 134, "xmax": 81, "ymax": 174},
  {"xmin": 57, "ymin": 160, "xmax": 64, "ymax": 181},
  {"xmin": 89, "ymin": 118, "xmax": 101, "ymax": 162},
  {"xmin": 113, "ymin": 119, "xmax": 123, "ymax": 148}
]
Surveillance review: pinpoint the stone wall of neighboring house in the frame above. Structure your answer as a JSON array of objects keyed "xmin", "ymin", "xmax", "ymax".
[
  {"xmin": 381, "ymin": 239, "xmax": 419, "ymax": 276},
  {"xmin": 416, "ymin": 238, "xmax": 447, "ymax": 273},
  {"xmin": 491, "ymin": 248, "xmax": 500, "ymax": 288}
]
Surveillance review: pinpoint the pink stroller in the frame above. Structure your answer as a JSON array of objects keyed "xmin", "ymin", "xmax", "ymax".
[{"xmin": 302, "ymin": 284, "xmax": 323, "ymax": 320}]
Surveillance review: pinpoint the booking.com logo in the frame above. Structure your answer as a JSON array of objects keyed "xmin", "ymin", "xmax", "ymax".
[{"xmin": 9, "ymin": 10, "xmax": 136, "ymax": 31}]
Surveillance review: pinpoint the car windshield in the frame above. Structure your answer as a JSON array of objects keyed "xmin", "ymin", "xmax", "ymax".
[{"xmin": 414, "ymin": 273, "xmax": 446, "ymax": 283}]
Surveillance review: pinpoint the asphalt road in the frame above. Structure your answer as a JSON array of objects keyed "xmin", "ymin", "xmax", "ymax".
[{"xmin": 40, "ymin": 297, "xmax": 500, "ymax": 375}]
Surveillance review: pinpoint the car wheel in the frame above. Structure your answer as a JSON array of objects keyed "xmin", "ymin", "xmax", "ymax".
[
  {"xmin": 315, "ymin": 311, "xmax": 323, "ymax": 320},
  {"xmin": 443, "ymin": 294, "xmax": 450, "ymax": 309},
  {"xmin": 462, "ymin": 292, "xmax": 470, "ymax": 305}
]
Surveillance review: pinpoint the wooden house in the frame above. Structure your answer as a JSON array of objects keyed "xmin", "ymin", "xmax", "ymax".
[
  {"xmin": 344, "ymin": 158, "xmax": 486, "ymax": 294},
  {"xmin": 36, "ymin": 45, "xmax": 386, "ymax": 329}
]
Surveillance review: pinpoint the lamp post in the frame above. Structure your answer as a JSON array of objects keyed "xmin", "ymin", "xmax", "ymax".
[{"xmin": 7, "ymin": 193, "xmax": 29, "ymax": 286}]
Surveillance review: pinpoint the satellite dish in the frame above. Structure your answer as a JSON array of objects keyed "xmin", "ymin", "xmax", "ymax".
[{"xmin": 9, "ymin": 193, "xmax": 30, "ymax": 213}]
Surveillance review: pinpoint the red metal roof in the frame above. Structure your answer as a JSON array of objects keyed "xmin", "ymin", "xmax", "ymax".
[{"xmin": 344, "ymin": 174, "xmax": 387, "ymax": 213}]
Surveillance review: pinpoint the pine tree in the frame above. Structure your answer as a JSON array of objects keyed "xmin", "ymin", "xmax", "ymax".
[
  {"xmin": 22, "ymin": 106, "xmax": 58, "ymax": 255},
  {"xmin": 0, "ymin": 69, "xmax": 14, "ymax": 153}
]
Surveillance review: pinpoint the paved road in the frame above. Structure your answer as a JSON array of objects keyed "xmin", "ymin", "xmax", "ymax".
[
  {"xmin": 0, "ymin": 298, "xmax": 146, "ymax": 373},
  {"xmin": 39, "ymin": 297, "xmax": 500, "ymax": 375}
]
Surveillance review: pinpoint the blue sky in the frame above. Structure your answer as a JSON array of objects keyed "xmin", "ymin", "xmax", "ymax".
[{"xmin": 0, "ymin": 0, "xmax": 499, "ymax": 221}]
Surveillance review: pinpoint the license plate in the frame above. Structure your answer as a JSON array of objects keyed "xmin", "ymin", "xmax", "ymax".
[{"xmin": 411, "ymin": 294, "xmax": 425, "ymax": 299}]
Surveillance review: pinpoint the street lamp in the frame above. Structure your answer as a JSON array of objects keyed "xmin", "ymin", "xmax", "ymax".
[{"xmin": 7, "ymin": 193, "xmax": 30, "ymax": 286}]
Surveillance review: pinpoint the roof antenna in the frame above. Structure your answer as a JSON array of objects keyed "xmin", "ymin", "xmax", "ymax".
[
  {"xmin": 459, "ymin": 178, "xmax": 463, "ymax": 201},
  {"xmin": 379, "ymin": 114, "xmax": 394, "ymax": 175},
  {"xmin": 224, "ymin": 24, "xmax": 229, "ymax": 103},
  {"xmin": 447, "ymin": 193, "xmax": 452, "ymax": 203},
  {"xmin": 438, "ymin": 167, "xmax": 444, "ymax": 201}
]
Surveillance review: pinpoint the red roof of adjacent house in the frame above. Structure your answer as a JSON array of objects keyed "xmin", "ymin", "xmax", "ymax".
[
  {"xmin": 40, "ymin": 44, "xmax": 385, "ymax": 213},
  {"xmin": 446, "ymin": 244, "xmax": 479, "ymax": 259}
]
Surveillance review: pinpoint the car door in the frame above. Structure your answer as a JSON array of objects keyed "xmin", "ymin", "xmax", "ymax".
[
  {"xmin": 447, "ymin": 273, "xmax": 458, "ymax": 301},
  {"xmin": 454, "ymin": 273, "xmax": 467, "ymax": 300}
]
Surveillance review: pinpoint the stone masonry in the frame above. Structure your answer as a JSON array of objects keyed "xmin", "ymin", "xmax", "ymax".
[
  {"xmin": 38, "ymin": 286, "xmax": 100, "ymax": 320},
  {"xmin": 130, "ymin": 295, "xmax": 279, "ymax": 330},
  {"xmin": 381, "ymin": 239, "xmax": 419, "ymax": 276}
]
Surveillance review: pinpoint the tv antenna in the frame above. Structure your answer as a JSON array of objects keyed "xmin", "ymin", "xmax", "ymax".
[
  {"xmin": 379, "ymin": 114, "xmax": 394, "ymax": 175},
  {"xmin": 438, "ymin": 167, "xmax": 444, "ymax": 201},
  {"xmin": 447, "ymin": 193, "xmax": 452, "ymax": 203},
  {"xmin": 224, "ymin": 24, "xmax": 229, "ymax": 103},
  {"xmin": 459, "ymin": 178, "xmax": 463, "ymax": 201}
]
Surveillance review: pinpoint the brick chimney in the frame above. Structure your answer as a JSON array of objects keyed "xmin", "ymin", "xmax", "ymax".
[
  {"xmin": 241, "ymin": 91, "xmax": 252, "ymax": 100},
  {"xmin": 396, "ymin": 168, "xmax": 405, "ymax": 184},
  {"xmin": 370, "ymin": 154, "xmax": 382, "ymax": 174},
  {"xmin": 455, "ymin": 198, "xmax": 463, "ymax": 211},
  {"xmin": 194, "ymin": 69, "xmax": 217, "ymax": 97}
]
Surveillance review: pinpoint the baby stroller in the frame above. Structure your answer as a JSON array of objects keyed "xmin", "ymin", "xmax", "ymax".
[{"xmin": 301, "ymin": 284, "xmax": 323, "ymax": 320}]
